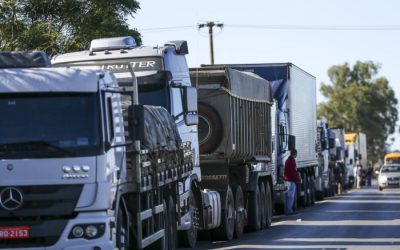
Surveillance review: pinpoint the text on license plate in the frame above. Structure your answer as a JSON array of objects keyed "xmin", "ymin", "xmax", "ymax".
[{"xmin": 0, "ymin": 226, "xmax": 29, "ymax": 239}]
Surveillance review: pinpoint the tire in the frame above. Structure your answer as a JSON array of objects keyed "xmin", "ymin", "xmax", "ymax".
[
  {"xmin": 310, "ymin": 177, "xmax": 315, "ymax": 205},
  {"xmin": 198, "ymin": 103, "xmax": 223, "ymax": 154},
  {"xmin": 379, "ymin": 186, "xmax": 383, "ymax": 191},
  {"xmin": 234, "ymin": 185, "xmax": 245, "ymax": 238},
  {"xmin": 211, "ymin": 186, "xmax": 235, "ymax": 241},
  {"xmin": 265, "ymin": 183, "xmax": 273, "ymax": 228},
  {"xmin": 116, "ymin": 197, "xmax": 134, "ymax": 250},
  {"xmin": 178, "ymin": 190, "xmax": 198, "ymax": 248},
  {"xmin": 259, "ymin": 182, "xmax": 267, "ymax": 229},
  {"xmin": 247, "ymin": 184, "xmax": 261, "ymax": 232},
  {"xmin": 167, "ymin": 196, "xmax": 178, "ymax": 250},
  {"xmin": 315, "ymin": 190, "xmax": 324, "ymax": 201},
  {"xmin": 301, "ymin": 173, "xmax": 308, "ymax": 207}
]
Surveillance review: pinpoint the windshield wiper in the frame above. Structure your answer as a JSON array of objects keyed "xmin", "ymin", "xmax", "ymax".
[{"xmin": 0, "ymin": 140, "xmax": 75, "ymax": 157}]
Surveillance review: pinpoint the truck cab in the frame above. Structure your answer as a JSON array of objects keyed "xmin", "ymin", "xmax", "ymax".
[{"xmin": 0, "ymin": 52, "xmax": 119, "ymax": 249}]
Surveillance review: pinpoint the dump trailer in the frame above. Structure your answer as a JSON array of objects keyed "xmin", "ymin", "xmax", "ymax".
[
  {"xmin": 190, "ymin": 66, "xmax": 274, "ymax": 240},
  {"xmin": 202, "ymin": 63, "xmax": 318, "ymax": 212},
  {"xmin": 53, "ymin": 37, "xmax": 221, "ymax": 248},
  {"xmin": 345, "ymin": 132, "xmax": 367, "ymax": 188}
]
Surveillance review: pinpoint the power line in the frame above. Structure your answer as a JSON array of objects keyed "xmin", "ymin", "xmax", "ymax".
[
  {"xmin": 226, "ymin": 24, "xmax": 400, "ymax": 31},
  {"xmin": 139, "ymin": 25, "xmax": 195, "ymax": 32},
  {"xmin": 138, "ymin": 24, "xmax": 400, "ymax": 33}
]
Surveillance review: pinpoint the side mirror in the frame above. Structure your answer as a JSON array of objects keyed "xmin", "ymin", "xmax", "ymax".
[
  {"xmin": 288, "ymin": 135, "xmax": 296, "ymax": 151},
  {"xmin": 183, "ymin": 86, "xmax": 198, "ymax": 113},
  {"xmin": 183, "ymin": 86, "xmax": 198, "ymax": 125}
]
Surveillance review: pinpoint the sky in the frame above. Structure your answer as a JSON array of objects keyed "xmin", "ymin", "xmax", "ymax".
[{"xmin": 129, "ymin": 0, "xmax": 400, "ymax": 150}]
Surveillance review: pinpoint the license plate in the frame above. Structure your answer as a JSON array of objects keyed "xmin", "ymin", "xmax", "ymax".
[
  {"xmin": 0, "ymin": 226, "xmax": 29, "ymax": 239},
  {"xmin": 388, "ymin": 181, "xmax": 399, "ymax": 185}
]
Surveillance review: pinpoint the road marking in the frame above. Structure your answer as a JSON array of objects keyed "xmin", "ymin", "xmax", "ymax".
[
  {"xmin": 320, "ymin": 199, "xmax": 400, "ymax": 203},
  {"xmin": 211, "ymin": 244, "xmax": 400, "ymax": 249},
  {"xmin": 321, "ymin": 210, "xmax": 400, "ymax": 213},
  {"xmin": 273, "ymin": 220, "xmax": 400, "ymax": 226},
  {"xmin": 278, "ymin": 238, "xmax": 400, "ymax": 242}
]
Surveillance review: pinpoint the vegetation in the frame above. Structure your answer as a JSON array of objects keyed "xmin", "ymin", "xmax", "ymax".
[
  {"xmin": 0, "ymin": 0, "xmax": 141, "ymax": 56},
  {"xmin": 318, "ymin": 61, "xmax": 398, "ymax": 163}
]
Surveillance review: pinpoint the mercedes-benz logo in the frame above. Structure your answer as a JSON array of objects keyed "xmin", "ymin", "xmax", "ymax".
[{"xmin": 0, "ymin": 187, "xmax": 23, "ymax": 211}]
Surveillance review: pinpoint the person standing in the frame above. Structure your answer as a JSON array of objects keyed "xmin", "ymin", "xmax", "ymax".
[{"xmin": 284, "ymin": 149, "xmax": 300, "ymax": 215}]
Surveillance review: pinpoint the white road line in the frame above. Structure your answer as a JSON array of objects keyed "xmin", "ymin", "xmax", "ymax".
[
  {"xmin": 320, "ymin": 200, "xmax": 400, "ymax": 203},
  {"xmin": 278, "ymin": 238, "xmax": 400, "ymax": 242},
  {"xmin": 211, "ymin": 244, "xmax": 400, "ymax": 250},
  {"xmin": 273, "ymin": 220, "xmax": 400, "ymax": 226}
]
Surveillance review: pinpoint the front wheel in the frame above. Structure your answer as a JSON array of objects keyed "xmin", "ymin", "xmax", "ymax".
[
  {"xmin": 178, "ymin": 190, "xmax": 198, "ymax": 248},
  {"xmin": 116, "ymin": 197, "xmax": 134, "ymax": 250}
]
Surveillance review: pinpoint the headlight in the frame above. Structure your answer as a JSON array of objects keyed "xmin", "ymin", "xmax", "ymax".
[
  {"xmin": 378, "ymin": 175, "xmax": 387, "ymax": 183},
  {"xmin": 69, "ymin": 223, "xmax": 105, "ymax": 239}
]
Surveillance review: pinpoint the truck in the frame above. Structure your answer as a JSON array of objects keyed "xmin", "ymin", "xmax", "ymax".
[
  {"xmin": 189, "ymin": 66, "xmax": 274, "ymax": 239},
  {"xmin": 315, "ymin": 120, "xmax": 330, "ymax": 200},
  {"xmin": 201, "ymin": 63, "xmax": 318, "ymax": 213},
  {"xmin": 315, "ymin": 123, "xmax": 347, "ymax": 199},
  {"xmin": 0, "ymin": 50, "xmax": 198, "ymax": 249},
  {"xmin": 345, "ymin": 132, "xmax": 367, "ymax": 188},
  {"xmin": 53, "ymin": 37, "xmax": 275, "ymax": 245},
  {"xmin": 331, "ymin": 127, "xmax": 346, "ymax": 193},
  {"xmin": 52, "ymin": 37, "xmax": 223, "ymax": 248}
]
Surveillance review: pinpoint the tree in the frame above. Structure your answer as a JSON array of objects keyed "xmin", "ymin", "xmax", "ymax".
[
  {"xmin": 318, "ymin": 61, "xmax": 398, "ymax": 164},
  {"xmin": 0, "ymin": 0, "xmax": 141, "ymax": 56}
]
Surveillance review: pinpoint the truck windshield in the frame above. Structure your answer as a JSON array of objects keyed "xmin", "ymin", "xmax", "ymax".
[
  {"xmin": 137, "ymin": 73, "xmax": 170, "ymax": 111},
  {"xmin": 0, "ymin": 93, "xmax": 101, "ymax": 159}
]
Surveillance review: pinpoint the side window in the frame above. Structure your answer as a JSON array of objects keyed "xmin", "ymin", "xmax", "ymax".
[{"xmin": 107, "ymin": 96, "xmax": 115, "ymax": 142}]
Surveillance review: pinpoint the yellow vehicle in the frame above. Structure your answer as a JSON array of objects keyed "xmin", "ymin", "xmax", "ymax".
[{"xmin": 384, "ymin": 152, "xmax": 400, "ymax": 164}]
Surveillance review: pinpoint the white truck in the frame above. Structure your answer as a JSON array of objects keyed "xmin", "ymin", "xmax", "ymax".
[
  {"xmin": 345, "ymin": 132, "xmax": 367, "ymax": 188},
  {"xmin": 0, "ymin": 48, "xmax": 198, "ymax": 250},
  {"xmin": 53, "ymin": 37, "xmax": 222, "ymax": 248}
]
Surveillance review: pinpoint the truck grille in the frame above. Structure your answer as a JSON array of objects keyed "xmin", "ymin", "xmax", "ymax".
[{"xmin": 0, "ymin": 184, "xmax": 83, "ymax": 248}]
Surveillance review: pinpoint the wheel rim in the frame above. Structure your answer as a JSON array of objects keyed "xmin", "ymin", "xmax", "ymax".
[
  {"xmin": 226, "ymin": 188, "xmax": 235, "ymax": 239},
  {"xmin": 260, "ymin": 183, "xmax": 267, "ymax": 229},
  {"xmin": 256, "ymin": 186, "xmax": 261, "ymax": 230},
  {"xmin": 187, "ymin": 191, "xmax": 198, "ymax": 247},
  {"xmin": 234, "ymin": 186, "xmax": 245, "ymax": 238},
  {"xmin": 266, "ymin": 184, "xmax": 272, "ymax": 227}
]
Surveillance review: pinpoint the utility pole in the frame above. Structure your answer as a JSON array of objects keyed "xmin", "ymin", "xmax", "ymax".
[{"xmin": 198, "ymin": 21, "xmax": 223, "ymax": 64}]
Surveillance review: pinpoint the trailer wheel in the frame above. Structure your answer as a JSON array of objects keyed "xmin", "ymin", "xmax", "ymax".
[
  {"xmin": 167, "ymin": 196, "xmax": 178, "ymax": 250},
  {"xmin": 309, "ymin": 176, "xmax": 316, "ymax": 205},
  {"xmin": 234, "ymin": 185, "xmax": 245, "ymax": 238},
  {"xmin": 247, "ymin": 184, "xmax": 261, "ymax": 232},
  {"xmin": 178, "ymin": 190, "xmax": 198, "ymax": 248},
  {"xmin": 265, "ymin": 182, "xmax": 273, "ymax": 227},
  {"xmin": 306, "ymin": 175, "xmax": 311, "ymax": 206},
  {"xmin": 259, "ymin": 182, "xmax": 267, "ymax": 229},
  {"xmin": 211, "ymin": 186, "xmax": 235, "ymax": 241},
  {"xmin": 198, "ymin": 103, "xmax": 223, "ymax": 154},
  {"xmin": 301, "ymin": 173, "xmax": 309, "ymax": 207}
]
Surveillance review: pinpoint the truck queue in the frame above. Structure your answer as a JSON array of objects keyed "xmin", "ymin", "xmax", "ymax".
[{"xmin": 0, "ymin": 37, "xmax": 368, "ymax": 249}]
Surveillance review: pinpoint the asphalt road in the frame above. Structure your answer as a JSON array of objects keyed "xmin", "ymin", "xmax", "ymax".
[{"xmin": 190, "ymin": 181, "xmax": 400, "ymax": 250}]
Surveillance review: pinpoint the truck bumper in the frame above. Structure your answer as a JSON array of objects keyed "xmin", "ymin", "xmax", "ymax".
[{"xmin": 1, "ymin": 212, "xmax": 114, "ymax": 250}]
